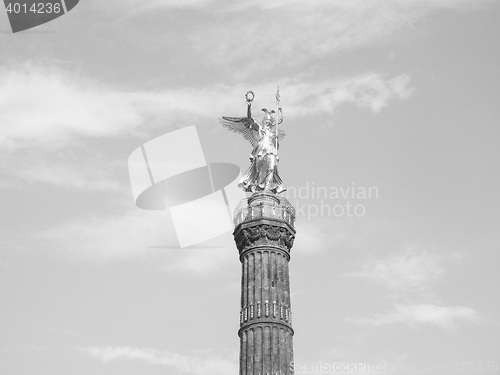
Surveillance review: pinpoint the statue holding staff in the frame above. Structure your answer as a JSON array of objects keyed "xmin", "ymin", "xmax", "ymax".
[{"xmin": 220, "ymin": 89, "xmax": 286, "ymax": 194}]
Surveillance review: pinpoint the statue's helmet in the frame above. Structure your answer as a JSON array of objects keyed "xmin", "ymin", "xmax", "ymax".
[{"xmin": 261, "ymin": 109, "xmax": 274, "ymax": 127}]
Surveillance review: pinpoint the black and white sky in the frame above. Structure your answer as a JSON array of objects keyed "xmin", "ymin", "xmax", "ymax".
[{"xmin": 0, "ymin": 1, "xmax": 499, "ymax": 374}]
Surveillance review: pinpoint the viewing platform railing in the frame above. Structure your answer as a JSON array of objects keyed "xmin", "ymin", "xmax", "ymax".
[{"xmin": 233, "ymin": 192, "xmax": 296, "ymax": 228}]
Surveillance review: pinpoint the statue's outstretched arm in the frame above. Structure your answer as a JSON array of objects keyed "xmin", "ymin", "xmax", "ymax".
[
  {"xmin": 244, "ymin": 91, "xmax": 260, "ymax": 132},
  {"xmin": 242, "ymin": 102, "xmax": 260, "ymax": 132},
  {"xmin": 247, "ymin": 101, "xmax": 252, "ymax": 119}
]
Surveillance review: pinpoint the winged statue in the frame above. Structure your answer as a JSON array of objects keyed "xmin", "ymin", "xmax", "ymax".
[{"xmin": 219, "ymin": 89, "xmax": 287, "ymax": 194}]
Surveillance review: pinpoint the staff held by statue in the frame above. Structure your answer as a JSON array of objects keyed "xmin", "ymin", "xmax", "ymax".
[{"xmin": 275, "ymin": 86, "xmax": 280, "ymax": 154}]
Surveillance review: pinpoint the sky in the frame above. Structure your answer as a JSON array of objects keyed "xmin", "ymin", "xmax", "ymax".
[{"xmin": 1, "ymin": 0, "xmax": 499, "ymax": 374}]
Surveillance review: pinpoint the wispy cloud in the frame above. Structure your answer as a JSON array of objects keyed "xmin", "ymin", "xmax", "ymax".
[
  {"xmin": 344, "ymin": 247, "xmax": 478, "ymax": 329},
  {"xmin": 344, "ymin": 247, "xmax": 445, "ymax": 292},
  {"xmin": 83, "ymin": 346, "xmax": 237, "ymax": 375},
  {"xmin": 38, "ymin": 210, "xmax": 173, "ymax": 262},
  {"xmin": 38, "ymin": 207, "xmax": 239, "ymax": 274},
  {"xmin": 0, "ymin": 66, "xmax": 142, "ymax": 150},
  {"xmin": 0, "ymin": 66, "xmax": 411, "ymax": 190},
  {"xmin": 94, "ymin": 0, "xmax": 495, "ymax": 78},
  {"xmin": 163, "ymin": 244, "xmax": 236, "ymax": 276},
  {"xmin": 0, "ymin": 66, "xmax": 411, "ymax": 151},
  {"xmin": 292, "ymin": 218, "xmax": 358, "ymax": 257},
  {"xmin": 348, "ymin": 303, "xmax": 479, "ymax": 329},
  {"xmin": 91, "ymin": 0, "xmax": 211, "ymax": 14},
  {"xmin": 13, "ymin": 157, "xmax": 122, "ymax": 191},
  {"xmin": 95, "ymin": 0, "xmax": 495, "ymax": 12},
  {"xmin": 285, "ymin": 73, "xmax": 413, "ymax": 115}
]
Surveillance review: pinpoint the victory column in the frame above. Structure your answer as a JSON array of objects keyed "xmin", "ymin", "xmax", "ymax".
[{"xmin": 220, "ymin": 89, "xmax": 297, "ymax": 375}]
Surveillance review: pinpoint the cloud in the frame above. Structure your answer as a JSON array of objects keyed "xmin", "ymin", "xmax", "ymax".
[
  {"xmin": 344, "ymin": 247, "xmax": 445, "ymax": 292},
  {"xmin": 90, "ymin": 0, "xmax": 211, "ymax": 14},
  {"xmin": 96, "ymin": 0, "xmax": 495, "ymax": 77},
  {"xmin": 0, "ymin": 65, "xmax": 232, "ymax": 151},
  {"xmin": 0, "ymin": 66, "xmax": 143, "ymax": 150},
  {"xmin": 288, "ymin": 73, "xmax": 413, "ymax": 115},
  {"xmin": 226, "ymin": 0, "xmax": 495, "ymax": 12},
  {"xmin": 344, "ymin": 248, "xmax": 478, "ymax": 329},
  {"xmin": 14, "ymin": 158, "xmax": 122, "ymax": 191},
  {"xmin": 94, "ymin": 0, "xmax": 495, "ymax": 12},
  {"xmin": 38, "ymin": 208, "xmax": 239, "ymax": 274},
  {"xmin": 0, "ymin": 66, "xmax": 411, "ymax": 190},
  {"xmin": 38, "ymin": 210, "xmax": 174, "ymax": 262},
  {"xmin": 83, "ymin": 346, "xmax": 238, "ymax": 375},
  {"xmin": 0, "ymin": 66, "xmax": 411, "ymax": 150},
  {"xmin": 348, "ymin": 303, "xmax": 479, "ymax": 329},
  {"xmin": 291, "ymin": 218, "xmax": 355, "ymax": 257},
  {"xmin": 163, "ymin": 244, "xmax": 236, "ymax": 276},
  {"xmin": 0, "ymin": 65, "xmax": 219, "ymax": 190}
]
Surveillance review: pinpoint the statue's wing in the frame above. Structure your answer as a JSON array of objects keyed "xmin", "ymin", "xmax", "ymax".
[{"xmin": 219, "ymin": 116, "xmax": 260, "ymax": 147}]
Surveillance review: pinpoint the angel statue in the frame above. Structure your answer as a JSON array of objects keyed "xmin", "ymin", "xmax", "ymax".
[{"xmin": 220, "ymin": 89, "xmax": 286, "ymax": 194}]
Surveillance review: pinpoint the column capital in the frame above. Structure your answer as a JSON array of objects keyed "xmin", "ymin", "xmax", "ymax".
[
  {"xmin": 234, "ymin": 222, "xmax": 295, "ymax": 254},
  {"xmin": 233, "ymin": 192, "xmax": 296, "ymax": 254}
]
